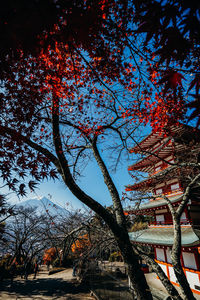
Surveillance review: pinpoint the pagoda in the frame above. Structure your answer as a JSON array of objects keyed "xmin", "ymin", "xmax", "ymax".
[{"xmin": 126, "ymin": 124, "xmax": 200, "ymax": 294}]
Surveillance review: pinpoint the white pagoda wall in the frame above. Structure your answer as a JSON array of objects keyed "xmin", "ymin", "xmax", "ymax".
[
  {"xmin": 156, "ymin": 258, "xmax": 200, "ymax": 294},
  {"xmin": 182, "ymin": 252, "xmax": 197, "ymax": 270},
  {"xmin": 185, "ymin": 271, "xmax": 200, "ymax": 291},
  {"xmin": 155, "ymin": 248, "xmax": 165, "ymax": 262}
]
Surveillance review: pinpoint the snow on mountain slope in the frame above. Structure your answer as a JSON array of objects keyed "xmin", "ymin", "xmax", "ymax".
[{"xmin": 15, "ymin": 196, "xmax": 69, "ymax": 217}]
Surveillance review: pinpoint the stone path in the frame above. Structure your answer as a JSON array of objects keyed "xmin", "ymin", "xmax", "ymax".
[{"xmin": 0, "ymin": 267, "xmax": 95, "ymax": 300}]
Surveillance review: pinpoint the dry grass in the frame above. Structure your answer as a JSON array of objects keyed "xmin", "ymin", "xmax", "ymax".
[{"xmin": 129, "ymin": 221, "xmax": 148, "ymax": 232}]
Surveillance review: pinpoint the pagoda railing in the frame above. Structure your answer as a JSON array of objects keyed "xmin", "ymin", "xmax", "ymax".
[
  {"xmin": 152, "ymin": 189, "xmax": 183, "ymax": 200},
  {"xmin": 150, "ymin": 164, "xmax": 169, "ymax": 176},
  {"xmin": 149, "ymin": 219, "xmax": 190, "ymax": 226},
  {"xmin": 164, "ymin": 189, "xmax": 183, "ymax": 196}
]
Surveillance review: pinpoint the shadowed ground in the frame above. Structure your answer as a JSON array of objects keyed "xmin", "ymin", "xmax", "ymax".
[{"xmin": 0, "ymin": 267, "xmax": 94, "ymax": 300}]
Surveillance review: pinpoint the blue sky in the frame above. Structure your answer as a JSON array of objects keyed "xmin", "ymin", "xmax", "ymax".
[
  {"xmin": 6, "ymin": 156, "xmax": 133, "ymax": 210},
  {"xmin": 4, "ymin": 123, "xmax": 151, "ymax": 211}
]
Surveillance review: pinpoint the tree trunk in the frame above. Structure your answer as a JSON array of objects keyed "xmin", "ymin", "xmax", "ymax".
[
  {"xmin": 164, "ymin": 194, "xmax": 196, "ymax": 300},
  {"xmin": 2, "ymin": 116, "xmax": 153, "ymax": 299},
  {"xmin": 116, "ymin": 231, "xmax": 153, "ymax": 300},
  {"xmin": 172, "ymin": 259, "xmax": 196, "ymax": 300},
  {"xmin": 171, "ymin": 220, "xmax": 196, "ymax": 300},
  {"xmin": 139, "ymin": 252, "xmax": 183, "ymax": 300}
]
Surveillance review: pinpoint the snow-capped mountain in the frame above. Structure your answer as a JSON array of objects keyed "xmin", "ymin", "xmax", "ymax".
[{"xmin": 14, "ymin": 196, "xmax": 69, "ymax": 217}]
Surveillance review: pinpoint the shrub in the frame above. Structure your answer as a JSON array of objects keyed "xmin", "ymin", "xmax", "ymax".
[
  {"xmin": 62, "ymin": 256, "xmax": 73, "ymax": 267},
  {"xmin": 109, "ymin": 252, "xmax": 122, "ymax": 262},
  {"xmin": 52, "ymin": 257, "xmax": 60, "ymax": 267}
]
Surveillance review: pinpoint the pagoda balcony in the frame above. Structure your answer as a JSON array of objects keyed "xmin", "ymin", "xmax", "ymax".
[
  {"xmin": 153, "ymin": 188, "xmax": 183, "ymax": 199},
  {"xmin": 149, "ymin": 219, "xmax": 190, "ymax": 226},
  {"xmin": 150, "ymin": 164, "xmax": 170, "ymax": 176}
]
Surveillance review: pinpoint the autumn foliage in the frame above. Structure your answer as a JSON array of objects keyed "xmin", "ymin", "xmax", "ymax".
[
  {"xmin": 0, "ymin": 2, "xmax": 199, "ymax": 299},
  {"xmin": 71, "ymin": 234, "xmax": 91, "ymax": 254},
  {"xmin": 43, "ymin": 247, "xmax": 59, "ymax": 264},
  {"xmin": 0, "ymin": 27, "xmax": 198, "ymax": 195}
]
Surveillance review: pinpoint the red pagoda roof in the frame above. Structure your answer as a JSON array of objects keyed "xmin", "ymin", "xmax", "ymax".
[
  {"xmin": 130, "ymin": 131, "xmax": 165, "ymax": 154},
  {"xmin": 125, "ymin": 194, "xmax": 183, "ymax": 215},
  {"xmin": 126, "ymin": 177, "xmax": 153, "ymax": 191},
  {"xmin": 128, "ymin": 140, "xmax": 173, "ymax": 172},
  {"xmin": 129, "ymin": 124, "xmax": 188, "ymax": 154},
  {"xmin": 126, "ymin": 166, "xmax": 178, "ymax": 191}
]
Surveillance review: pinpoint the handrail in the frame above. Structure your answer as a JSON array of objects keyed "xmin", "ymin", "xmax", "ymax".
[
  {"xmin": 155, "ymin": 259, "xmax": 199, "ymax": 274},
  {"xmin": 149, "ymin": 219, "xmax": 190, "ymax": 226},
  {"xmin": 150, "ymin": 189, "xmax": 183, "ymax": 201}
]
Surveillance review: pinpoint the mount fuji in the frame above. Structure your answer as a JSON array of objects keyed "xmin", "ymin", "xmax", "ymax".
[{"xmin": 14, "ymin": 196, "xmax": 69, "ymax": 217}]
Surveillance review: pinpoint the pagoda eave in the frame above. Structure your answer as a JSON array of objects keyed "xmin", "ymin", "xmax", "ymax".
[
  {"xmin": 129, "ymin": 124, "xmax": 190, "ymax": 154},
  {"xmin": 125, "ymin": 194, "xmax": 183, "ymax": 215},
  {"xmin": 129, "ymin": 226, "xmax": 200, "ymax": 247},
  {"xmin": 125, "ymin": 178, "xmax": 153, "ymax": 192},
  {"xmin": 128, "ymin": 144, "xmax": 173, "ymax": 172},
  {"xmin": 130, "ymin": 131, "xmax": 165, "ymax": 154}
]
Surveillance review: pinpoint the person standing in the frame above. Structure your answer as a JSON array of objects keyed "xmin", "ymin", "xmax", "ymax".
[
  {"xmin": 10, "ymin": 263, "xmax": 16, "ymax": 284},
  {"xmin": 72, "ymin": 260, "xmax": 77, "ymax": 277},
  {"xmin": 24, "ymin": 259, "xmax": 31, "ymax": 280},
  {"xmin": 47, "ymin": 260, "xmax": 50, "ymax": 271},
  {"xmin": 33, "ymin": 262, "xmax": 39, "ymax": 279}
]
